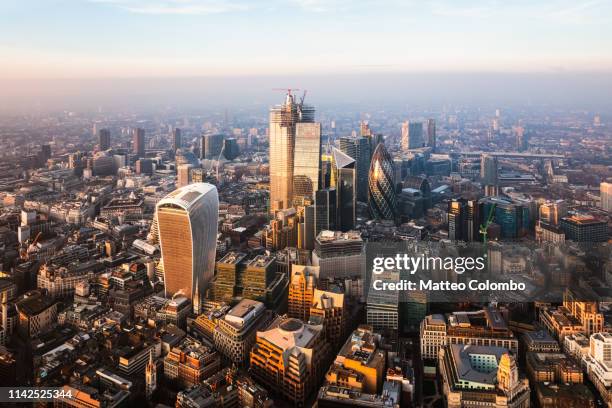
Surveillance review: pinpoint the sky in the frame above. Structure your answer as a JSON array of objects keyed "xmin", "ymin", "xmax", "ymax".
[{"xmin": 1, "ymin": 0, "xmax": 611, "ymax": 79}]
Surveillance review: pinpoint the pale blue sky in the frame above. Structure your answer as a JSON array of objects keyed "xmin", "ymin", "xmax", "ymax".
[{"xmin": 0, "ymin": 0, "xmax": 611, "ymax": 78}]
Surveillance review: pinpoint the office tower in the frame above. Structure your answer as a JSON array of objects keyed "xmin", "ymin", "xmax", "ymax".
[
  {"xmin": 439, "ymin": 345, "xmax": 530, "ymax": 408},
  {"xmin": 420, "ymin": 314, "xmax": 447, "ymax": 360},
  {"xmin": 250, "ymin": 316, "xmax": 330, "ymax": 405},
  {"xmin": 222, "ymin": 137, "xmax": 240, "ymax": 160},
  {"xmin": 466, "ymin": 199, "xmax": 480, "ymax": 241},
  {"xmin": 201, "ymin": 133, "xmax": 224, "ymax": 160},
  {"xmin": 133, "ymin": 128, "xmax": 145, "ymax": 158},
  {"xmin": 269, "ymin": 91, "xmax": 315, "ymax": 211},
  {"xmin": 99, "ymin": 128, "xmax": 111, "ymax": 150},
  {"xmin": 539, "ymin": 199, "xmax": 567, "ymax": 225},
  {"xmin": 172, "ymin": 128, "xmax": 181, "ymax": 153},
  {"xmin": 293, "ymin": 122, "xmax": 322, "ymax": 205},
  {"xmin": 601, "ymin": 182, "xmax": 612, "ymax": 212},
  {"xmin": 213, "ymin": 299, "xmax": 267, "ymax": 367},
  {"xmin": 242, "ymin": 255, "xmax": 277, "ymax": 305},
  {"xmin": 479, "ymin": 197, "xmax": 529, "ymax": 239},
  {"xmin": 288, "ymin": 264, "xmax": 318, "ymax": 322},
  {"xmin": 448, "ymin": 199, "xmax": 468, "ymax": 241},
  {"xmin": 312, "ymin": 230, "xmax": 365, "ymax": 279},
  {"xmin": 560, "ymin": 214, "xmax": 607, "ymax": 244},
  {"xmin": 156, "ymin": 183, "xmax": 218, "ymax": 301},
  {"xmin": 145, "ymin": 349, "xmax": 156, "ymax": 399},
  {"xmin": 339, "ymin": 136, "xmax": 371, "ymax": 202},
  {"xmin": 427, "ymin": 118, "xmax": 436, "ymax": 152},
  {"xmin": 480, "ymin": 154, "xmax": 498, "ymax": 188},
  {"xmin": 299, "ymin": 204, "xmax": 315, "ymax": 251},
  {"xmin": 514, "ymin": 126, "xmax": 528, "ymax": 152},
  {"xmin": 330, "ymin": 148, "xmax": 355, "ymax": 231},
  {"xmin": 310, "ymin": 289, "xmax": 346, "ymax": 348},
  {"xmin": 401, "ymin": 121, "xmax": 423, "ymax": 151},
  {"xmin": 136, "ymin": 159, "xmax": 153, "ymax": 175},
  {"xmin": 368, "ymin": 143, "xmax": 397, "ymax": 221},
  {"xmin": 314, "ymin": 188, "xmax": 337, "ymax": 237}
]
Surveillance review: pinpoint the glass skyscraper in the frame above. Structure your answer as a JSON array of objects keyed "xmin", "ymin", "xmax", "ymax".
[
  {"xmin": 331, "ymin": 148, "xmax": 356, "ymax": 231},
  {"xmin": 293, "ymin": 122, "xmax": 322, "ymax": 205},
  {"xmin": 156, "ymin": 183, "xmax": 218, "ymax": 301},
  {"xmin": 368, "ymin": 143, "xmax": 397, "ymax": 221},
  {"xmin": 339, "ymin": 136, "xmax": 371, "ymax": 203}
]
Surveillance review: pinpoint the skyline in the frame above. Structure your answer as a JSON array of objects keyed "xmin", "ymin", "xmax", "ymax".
[{"xmin": 1, "ymin": 0, "xmax": 612, "ymax": 79}]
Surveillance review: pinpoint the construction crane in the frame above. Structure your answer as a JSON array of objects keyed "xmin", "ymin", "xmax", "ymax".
[{"xmin": 479, "ymin": 203, "xmax": 496, "ymax": 259}]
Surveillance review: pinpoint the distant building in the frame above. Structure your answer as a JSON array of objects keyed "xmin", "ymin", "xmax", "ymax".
[
  {"xmin": 401, "ymin": 121, "xmax": 423, "ymax": 151},
  {"xmin": 173, "ymin": 128, "xmax": 181, "ymax": 153},
  {"xmin": 601, "ymin": 182, "xmax": 612, "ymax": 212},
  {"xmin": 368, "ymin": 143, "xmax": 397, "ymax": 221},
  {"xmin": 560, "ymin": 214, "xmax": 608, "ymax": 244},
  {"xmin": 133, "ymin": 128, "xmax": 145, "ymax": 158},
  {"xmin": 99, "ymin": 128, "xmax": 111, "ymax": 150}
]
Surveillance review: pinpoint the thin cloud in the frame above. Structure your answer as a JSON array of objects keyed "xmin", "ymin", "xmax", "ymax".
[{"xmin": 91, "ymin": 0, "xmax": 248, "ymax": 15}]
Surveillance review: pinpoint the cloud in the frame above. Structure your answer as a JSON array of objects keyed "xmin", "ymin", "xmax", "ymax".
[{"xmin": 91, "ymin": 0, "xmax": 248, "ymax": 15}]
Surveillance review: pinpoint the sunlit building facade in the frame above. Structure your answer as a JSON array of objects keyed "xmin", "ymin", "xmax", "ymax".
[
  {"xmin": 156, "ymin": 183, "xmax": 218, "ymax": 302},
  {"xmin": 293, "ymin": 122, "xmax": 321, "ymax": 205},
  {"xmin": 368, "ymin": 143, "xmax": 397, "ymax": 221}
]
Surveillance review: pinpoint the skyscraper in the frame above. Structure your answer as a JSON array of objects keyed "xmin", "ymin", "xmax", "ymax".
[
  {"xmin": 200, "ymin": 133, "xmax": 224, "ymax": 160},
  {"xmin": 330, "ymin": 148, "xmax": 356, "ymax": 231},
  {"xmin": 448, "ymin": 199, "xmax": 468, "ymax": 241},
  {"xmin": 314, "ymin": 188, "xmax": 337, "ymax": 237},
  {"xmin": 368, "ymin": 143, "xmax": 397, "ymax": 221},
  {"xmin": 172, "ymin": 128, "xmax": 181, "ymax": 153},
  {"xmin": 601, "ymin": 182, "xmax": 612, "ymax": 212},
  {"xmin": 293, "ymin": 122, "xmax": 322, "ymax": 205},
  {"xmin": 427, "ymin": 118, "xmax": 436, "ymax": 152},
  {"xmin": 99, "ymin": 128, "xmax": 111, "ymax": 151},
  {"xmin": 269, "ymin": 91, "xmax": 314, "ymax": 212},
  {"xmin": 222, "ymin": 138, "xmax": 240, "ymax": 160},
  {"xmin": 401, "ymin": 121, "xmax": 423, "ymax": 151},
  {"xmin": 156, "ymin": 183, "xmax": 218, "ymax": 302},
  {"xmin": 133, "ymin": 128, "xmax": 145, "ymax": 158},
  {"xmin": 480, "ymin": 154, "xmax": 498, "ymax": 189},
  {"xmin": 339, "ymin": 136, "xmax": 371, "ymax": 203}
]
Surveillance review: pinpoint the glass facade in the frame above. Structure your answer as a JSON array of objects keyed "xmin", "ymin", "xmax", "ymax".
[
  {"xmin": 293, "ymin": 122, "xmax": 321, "ymax": 205},
  {"xmin": 368, "ymin": 143, "xmax": 397, "ymax": 221}
]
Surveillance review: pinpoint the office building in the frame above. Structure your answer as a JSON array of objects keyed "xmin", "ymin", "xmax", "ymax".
[
  {"xmin": 241, "ymin": 255, "xmax": 278, "ymax": 304},
  {"xmin": 269, "ymin": 91, "xmax": 315, "ymax": 211},
  {"xmin": 368, "ymin": 143, "xmax": 397, "ymax": 221},
  {"xmin": 288, "ymin": 264, "xmax": 318, "ymax": 322},
  {"xmin": 367, "ymin": 270, "xmax": 399, "ymax": 331},
  {"xmin": 293, "ymin": 122, "xmax": 322, "ymax": 205},
  {"xmin": 560, "ymin": 214, "xmax": 608, "ymax": 244},
  {"xmin": 401, "ymin": 121, "xmax": 423, "ymax": 151},
  {"xmin": 314, "ymin": 188, "xmax": 337, "ymax": 237},
  {"xmin": 213, "ymin": 299, "xmax": 267, "ymax": 366},
  {"xmin": 133, "ymin": 127, "xmax": 145, "ymax": 158},
  {"xmin": 313, "ymin": 230, "xmax": 366, "ymax": 284},
  {"xmin": 427, "ymin": 118, "xmax": 436, "ymax": 151},
  {"xmin": 601, "ymin": 182, "xmax": 612, "ymax": 212},
  {"xmin": 156, "ymin": 183, "xmax": 218, "ymax": 301},
  {"xmin": 164, "ymin": 336, "xmax": 221, "ymax": 388},
  {"xmin": 330, "ymin": 148, "xmax": 356, "ymax": 231},
  {"xmin": 310, "ymin": 288, "xmax": 346, "ymax": 348},
  {"xmin": 583, "ymin": 333, "xmax": 612, "ymax": 406},
  {"xmin": 439, "ymin": 344, "xmax": 530, "ymax": 408},
  {"xmin": 173, "ymin": 128, "xmax": 181, "ymax": 153},
  {"xmin": 481, "ymin": 154, "xmax": 498, "ymax": 188},
  {"xmin": 201, "ymin": 133, "xmax": 224, "ymax": 160},
  {"xmin": 339, "ymin": 136, "xmax": 371, "ymax": 203},
  {"xmin": 223, "ymin": 137, "xmax": 240, "ymax": 160},
  {"xmin": 15, "ymin": 290, "xmax": 58, "ymax": 339},
  {"xmin": 99, "ymin": 128, "xmax": 111, "ymax": 150},
  {"xmin": 210, "ymin": 251, "xmax": 247, "ymax": 302},
  {"xmin": 250, "ymin": 316, "xmax": 330, "ymax": 405},
  {"xmin": 539, "ymin": 200, "xmax": 567, "ymax": 226}
]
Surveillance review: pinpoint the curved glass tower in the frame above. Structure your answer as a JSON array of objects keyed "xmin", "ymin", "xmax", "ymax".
[
  {"xmin": 156, "ymin": 183, "xmax": 218, "ymax": 301},
  {"xmin": 368, "ymin": 143, "xmax": 397, "ymax": 220}
]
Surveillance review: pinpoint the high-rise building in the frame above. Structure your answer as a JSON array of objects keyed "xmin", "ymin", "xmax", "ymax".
[
  {"xmin": 314, "ymin": 188, "xmax": 337, "ymax": 237},
  {"xmin": 427, "ymin": 118, "xmax": 436, "ymax": 152},
  {"xmin": 209, "ymin": 251, "xmax": 247, "ymax": 302},
  {"xmin": 539, "ymin": 200, "xmax": 567, "ymax": 226},
  {"xmin": 288, "ymin": 264, "xmax": 318, "ymax": 322},
  {"xmin": 401, "ymin": 121, "xmax": 423, "ymax": 151},
  {"xmin": 367, "ymin": 270, "xmax": 399, "ymax": 331},
  {"xmin": 156, "ymin": 183, "xmax": 218, "ymax": 301},
  {"xmin": 330, "ymin": 148, "xmax": 356, "ymax": 231},
  {"xmin": 250, "ymin": 316, "xmax": 330, "ymax": 405},
  {"xmin": 368, "ymin": 143, "xmax": 397, "ymax": 221},
  {"xmin": 560, "ymin": 214, "xmax": 608, "ymax": 244},
  {"xmin": 269, "ymin": 91, "xmax": 315, "ymax": 211},
  {"xmin": 172, "ymin": 128, "xmax": 181, "ymax": 153},
  {"xmin": 201, "ymin": 133, "xmax": 224, "ymax": 160},
  {"xmin": 99, "ymin": 128, "xmax": 111, "ymax": 150},
  {"xmin": 223, "ymin": 137, "xmax": 240, "ymax": 160},
  {"xmin": 313, "ymin": 230, "xmax": 365, "ymax": 285},
  {"xmin": 480, "ymin": 154, "xmax": 498, "ymax": 188},
  {"xmin": 293, "ymin": 122, "xmax": 322, "ymax": 205},
  {"xmin": 601, "ymin": 182, "xmax": 612, "ymax": 212},
  {"xmin": 133, "ymin": 128, "xmax": 145, "ymax": 158},
  {"xmin": 448, "ymin": 199, "xmax": 468, "ymax": 241},
  {"xmin": 339, "ymin": 136, "xmax": 371, "ymax": 202}
]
